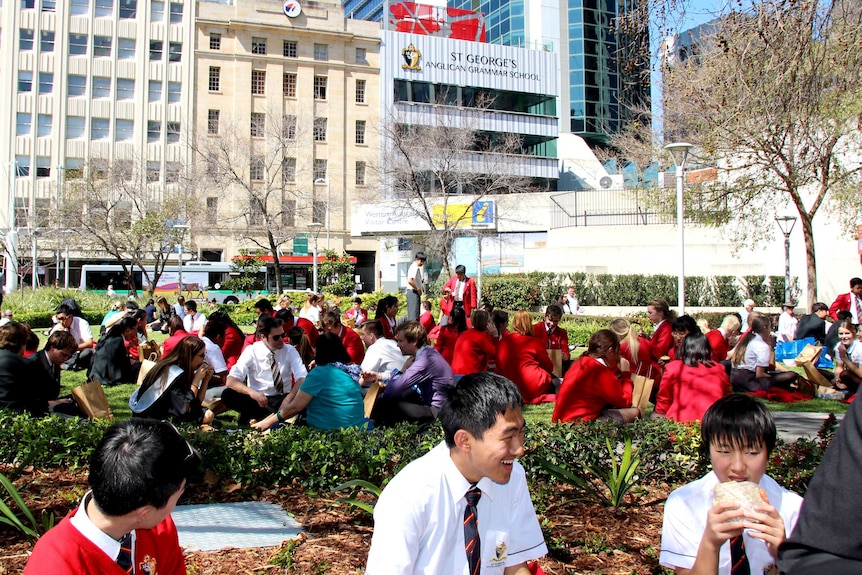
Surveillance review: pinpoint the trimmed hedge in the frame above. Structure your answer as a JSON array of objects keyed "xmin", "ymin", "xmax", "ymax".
[{"xmin": 0, "ymin": 409, "xmax": 830, "ymax": 496}]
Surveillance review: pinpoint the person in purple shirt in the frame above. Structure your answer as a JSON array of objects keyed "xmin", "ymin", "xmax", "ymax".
[{"xmin": 363, "ymin": 321, "xmax": 454, "ymax": 426}]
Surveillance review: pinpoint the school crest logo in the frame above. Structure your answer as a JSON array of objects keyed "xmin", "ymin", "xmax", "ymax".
[
  {"xmin": 139, "ymin": 555, "xmax": 157, "ymax": 574},
  {"xmin": 401, "ymin": 44, "xmax": 422, "ymax": 70},
  {"xmin": 492, "ymin": 541, "xmax": 508, "ymax": 563}
]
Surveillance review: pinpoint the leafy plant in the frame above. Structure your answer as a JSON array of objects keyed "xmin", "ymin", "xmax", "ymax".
[
  {"xmin": 537, "ymin": 435, "xmax": 643, "ymax": 508},
  {"xmin": 318, "ymin": 249, "xmax": 356, "ymax": 296},
  {"xmin": 331, "ymin": 479, "xmax": 383, "ymax": 515},
  {"xmin": 0, "ymin": 473, "xmax": 55, "ymax": 542},
  {"xmin": 222, "ymin": 249, "xmax": 267, "ymax": 297}
]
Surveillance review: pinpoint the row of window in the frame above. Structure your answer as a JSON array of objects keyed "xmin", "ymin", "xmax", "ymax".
[
  {"xmin": 24, "ymin": 0, "xmax": 182, "ymax": 22},
  {"xmin": 19, "ymin": 73, "xmax": 182, "ymax": 102},
  {"xmin": 206, "ymin": 111, "xmax": 365, "ymax": 145},
  {"xmin": 210, "ymin": 67, "xmax": 367, "ymax": 103},
  {"xmin": 241, "ymin": 157, "xmax": 366, "ymax": 186},
  {"xmin": 209, "ymin": 34, "xmax": 367, "ymax": 64},
  {"xmin": 20, "ymin": 32, "xmax": 181, "ymax": 62},
  {"xmin": 14, "ymin": 157, "xmax": 181, "ymax": 184}
]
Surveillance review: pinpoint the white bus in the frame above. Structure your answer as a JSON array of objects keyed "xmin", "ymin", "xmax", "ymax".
[{"xmin": 79, "ymin": 262, "xmax": 269, "ymax": 304}]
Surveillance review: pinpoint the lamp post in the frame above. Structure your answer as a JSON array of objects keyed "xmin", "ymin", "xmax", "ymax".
[
  {"xmin": 775, "ymin": 215, "xmax": 797, "ymax": 303},
  {"xmin": 664, "ymin": 142, "xmax": 694, "ymax": 316},
  {"xmin": 314, "ymin": 178, "xmax": 330, "ymax": 250},
  {"xmin": 308, "ymin": 222, "xmax": 323, "ymax": 293},
  {"xmin": 168, "ymin": 221, "xmax": 189, "ymax": 298}
]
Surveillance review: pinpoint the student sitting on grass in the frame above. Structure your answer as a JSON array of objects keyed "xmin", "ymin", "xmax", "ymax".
[{"xmin": 660, "ymin": 394, "xmax": 802, "ymax": 574}]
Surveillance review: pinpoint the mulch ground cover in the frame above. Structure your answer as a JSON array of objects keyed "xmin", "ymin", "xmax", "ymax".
[{"xmin": 0, "ymin": 467, "xmax": 671, "ymax": 575}]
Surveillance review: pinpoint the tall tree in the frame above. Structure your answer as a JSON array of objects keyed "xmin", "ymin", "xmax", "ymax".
[
  {"xmin": 656, "ymin": 0, "xmax": 862, "ymax": 305},
  {"xmin": 376, "ymin": 100, "xmax": 544, "ymax": 277},
  {"xmin": 59, "ymin": 158, "xmax": 197, "ymax": 296},
  {"xmin": 191, "ymin": 108, "xmax": 319, "ymax": 293}
]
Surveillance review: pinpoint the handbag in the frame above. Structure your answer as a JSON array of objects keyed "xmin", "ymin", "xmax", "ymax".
[{"xmin": 71, "ymin": 381, "xmax": 114, "ymax": 420}]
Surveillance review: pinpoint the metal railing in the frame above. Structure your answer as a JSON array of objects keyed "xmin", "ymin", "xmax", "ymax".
[{"xmin": 550, "ymin": 188, "xmax": 676, "ymax": 228}]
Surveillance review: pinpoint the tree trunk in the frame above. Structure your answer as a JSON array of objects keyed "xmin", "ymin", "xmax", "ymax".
[
  {"xmin": 267, "ymin": 230, "xmax": 283, "ymax": 294},
  {"xmin": 800, "ymin": 213, "xmax": 817, "ymax": 308}
]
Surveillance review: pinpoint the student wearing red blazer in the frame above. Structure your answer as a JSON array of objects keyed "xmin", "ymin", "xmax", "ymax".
[
  {"xmin": 496, "ymin": 311, "xmax": 555, "ymax": 403},
  {"xmin": 322, "ymin": 309, "xmax": 365, "ymax": 365},
  {"xmin": 532, "ymin": 304, "xmax": 570, "ymax": 361},
  {"xmin": 443, "ymin": 265, "xmax": 478, "ymax": 318},
  {"xmin": 374, "ymin": 295, "xmax": 399, "ymax": 340},
  {"xmin": 705, "ymin": 314, "xmax": 741, "ymax": 362},
  {"xmin": 829, "ymin": 278, "xmax": 862, "ymax": 322},
  {"xmin": 647, "ymin": 299, "xmax": 676, "ymax": 362},
  {"xmin": 451, "ymin": 310, "xmax": 496, "ymax": 375},
  {"xmin": 434, "ymin": 306, "xmax": 467, "ymax": 365}
]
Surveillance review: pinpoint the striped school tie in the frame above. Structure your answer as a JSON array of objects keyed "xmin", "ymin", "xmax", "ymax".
[
  {"xmin": 117, "ymin": 532, "xmax": 133, "ymax": 573},
  {"xmin": 730, "ymin": 535, "xmax": 750, "ymax": 575},
  {"xmin": 464, "ymin": 485, "xmax": 482, "ymax": 575},
  {"xmin": 270, "ymin": 351, "xmax": 284, "ymax": 394}
]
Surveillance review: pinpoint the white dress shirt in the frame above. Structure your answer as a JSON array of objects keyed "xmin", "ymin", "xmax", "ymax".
[
  {"xmin": 366, "ymin": 442, "xmax": 547, "ymax": 574},
  {"xmin": 228, "ymin": 341, "xmax": 308, "ymax": 396},
  {"xmin": 361, "ymin": 338, "xmax": 407, "ymax": 374}
]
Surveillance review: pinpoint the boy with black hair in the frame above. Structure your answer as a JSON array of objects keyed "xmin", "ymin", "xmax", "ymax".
[
  {"xmin": 660, "ymin": 394, "xmax": 802, "ymax": 574},
  {"xmin": 366, "ymin": 371, "xmax": 547, "ymax": 574},
  {"xmin": 24, "ymin": 419, "xmax": 198, "ymax": 574}
]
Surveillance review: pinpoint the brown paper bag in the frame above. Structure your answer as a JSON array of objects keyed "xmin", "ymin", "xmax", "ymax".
[
  {"xmin": 136, "ymin": 358, "xmax": 158, "ymax": 386},
  {"xmin": 71, "ymin": 381, "xmax": 114, "ymax": 421},
  {"xmin": 546, "ymin": 349, "xmax": 563, "ymax": 378},
  {"xmin": 794, "ymin": 344, "xmax": 823, "ymax": 366},
  {"xmin": 364, "ymin": 380, "xmax": 381, "ymax": 419},
  {"xmin": 800, "ymin": 360, "xmax": 833, "ymax": 390},
  {"xmin": 139, "ymin": 340, "xmax": 161, "ymax": 362},
  {"xmin": 631, "ymin": 374, "xmax": 654, "ymax": 414}
]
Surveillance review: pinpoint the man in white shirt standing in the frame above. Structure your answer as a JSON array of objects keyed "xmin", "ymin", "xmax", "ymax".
[
  {"xmin": 221, "ymin": 315, "xmax": 307, "ymax": 424},
  {"xmin": 360, "ymin": 320, "xmax": 406, "ymax": 375},
  {"xmin": 405, "ymin": 252, "xmax": 427, "ymax": 321},
  {"xmin": 366, "ymin": 372, "xmax": 547, "ymax": 575}
]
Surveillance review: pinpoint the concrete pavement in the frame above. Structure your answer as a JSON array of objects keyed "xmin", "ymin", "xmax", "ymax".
[{"xmin": 773, "ymin": 411, "xmax": 844, "ymax": 442}]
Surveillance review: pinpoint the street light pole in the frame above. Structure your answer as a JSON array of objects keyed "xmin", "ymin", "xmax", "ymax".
[
  {"xmin": 664, "ymin": 142, "xmax": 694, "ymax": 316},
  {"xmin": 314, "ymin": 178, "xmax": 331, "ymax": 250},
  {"xmin": 775, "ymin": 215, "xmax": 797, "ymax": 303},
  {"xmin": 308, "ymin": 222, "xmax": 323, "ymax": 293},
  {"xmin": 169, "ymin": 221, "xmax": 189, "ymax": 299}
]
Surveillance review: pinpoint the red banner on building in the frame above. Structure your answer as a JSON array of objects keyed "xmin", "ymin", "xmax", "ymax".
[{"xmin": 388, "ymin": 2, "xmax": 486, "ymax": 42}]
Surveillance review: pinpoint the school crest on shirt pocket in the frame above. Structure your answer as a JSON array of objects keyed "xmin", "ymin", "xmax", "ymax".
[
  {"xmin": 484, "ymin": 531, "xmax": 509, "ymax": 571},
  {"xmin": 139, "ymin": 555, "xmax": 157, "ymax": 574}
]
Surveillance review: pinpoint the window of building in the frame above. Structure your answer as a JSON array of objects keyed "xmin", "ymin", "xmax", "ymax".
[
  {"xmin": 117, "ymin": 78, "xmax": 135, "ymax": 100},
  {"xmin": 251, "ymin": 70, "xmax": 265, "ymax": 95},
  {"xmin": 313, "ymin": 200, "xmax": 326, "ymax": 224},
  {"xmin": 119, "ymin": 0, "xmax": 135, "ymax": 18},
  {"xmin": 169, "ymin": 1, "xmax": 182, "ymax": 23},
  {"xmin": 355, "ymin": 120, "xmax": 366, "ymax": 144},
  {"xmin": 356, "ymin": 161, "xmax": 366, "ymax": 185},
  {"xmin": 118, "ymin": 38, "xmax": 135, "ymax": 59},
  {"xmin": 36, "ymin": 157, "xmax": 51, "ymax": 178},
  {"xmin": 148, "ymin": 80, "xmax": 162, "ymax": 101},
  {"xmin": 18, "ymin": 71, "xmax": 33, "ymax": 93},
  {"xmin": 151, "ymin": 0, "xmax": 163, "ymax": 20},
  {"xmin": 40, "ymin": 31, "xmax": 54, "ymax": 52},
  {"xmin": 207, "ymin": 110, "xmax": 219, "ymax": 134},
  {"xmin": 282, "ymin": 158, "xmax": 296, "ymax": 183},
  {"xmin": 146, "ymin": 161, "xmax": 160, "ymax": 182},
  {"xmin": 71, "ymin": 0, "xmax": 88, "ymax": 15},
  {"xmin": 165, "ymin": 162, "xmax": 180, "ymax": 183},
  {"xmin": 169, "ymin": 42, "xmax": 181, "ymax": 62},
  {"xmin": 167, "ymin": 81, "xmax": 181, "ymax": 103},
  {"xmin": 282, "ymin": 115, "xmax": 296, "ymax": 139},
  {"xmin": 95, "ymin": 0, "xmax": 112, "ymax": 17},
  {"xmin": 281, "ymin": 197, "xmax": 295, "ymax": 226},
  {"xmin": 313, "ymin": 76, "xmax": 327, "ymax": 100},
  {"xmin": 313, "ymin": 159, "xmax": 326, "ymax": 181},
  {"xmin": 313, "ymin": 118, "xmax": 327, "ymax": 141},
  {"xmin": 252, "ymin": 37, "xmax": 266, "ymax": 55},
  {"xmin": 283, "ymin": 73, "xmax": 296, "ymax": 97},
  {"xmin": 249, "ymin": 197, "xmax": 263, "ymax": 225},
  {"xmin": 69, "ymin": 34, "xmax": 87, "ymax": 55},
  {"xmin": 209, "ymin": 66, "xmax": 220, "ymax": 91},
  {"xmin": 115, "ymin": 119, "xmax": 133, "ymax": 141},
  {"xmin": 114, "ymin": 160, "xmax": 133, "ymax": 180},
  {"xmin": 68, "ymin": 75, "xmax": 87, "ymax": 97},
  {"xmin": 20, "ymin": 29, "xmax": 34, "ymax": 50},
  {"xmin": 147, "ymin": 120, "xmax": 160, "ymax": 141},
  {"xmin": 16, "ymin": 113, "xmax": 31, "ymax": 136},
  {"xmin": 356, "ymin": 79, "xmax": 366, "ymax": 103},
  {"xmin": 250, "ymin": 112, "xmax": 265, "ymax": 137},
  {"xmin": 205, "ymin": 197, "xmax": 218, "ymax": 224},
  {"xmin": 166, "ymin": 122, "xmax": 180, "ymax": 143},
  {"xmin": 283, "ymin": 40, "xmax": 297, "ymax": 58},
  {"xmin": 91, "ymin": 118, "xmax": 110, "ymax": 140},
  {"xmin": 93, "ymin": 35, "xmax": 111, "ymax": 57},
  {"xmin": 150, "ymin": 40, "xmax": 163, "ymax": 60},
  {"xmin": 313, "ymin": 44, "xmax": 328, "ymax": 61},
  {"xmin": 356, "ymin": 47, "xmax": 367, "ymax": 64},
  {"xmin": 37, "ymin": 114, "xmax": 51, "ymax": 137},
  {"xmin": 250, "ymin": 157, "xmax": 264, "ymax": 181},
  {"xmin": 65, "ymin": 158, "xmax": 84, "ymax": 178},
  {"xmin": 15, "ymin": 156, "xmax": 30, "ymax": 177},
  {"xmin": 21, "ymin": 0, "xmax": 35, "ymax": 8},
  {"xmin": 210, "ymin": 33, "xmax": 220, "ymax": 50},
  {"xmin": 39, "ymin": 72, "xmax": 53, "ymax": 93},
  {"xmin": 42, "ymin": 0, "xmax": 57, "ymax": 11},
  {"xmin": 66, "ymin": 116, "xmax": 85, "ymax": 138},
  {"xmin": 92, "ymin": 76, "xmax": 111, "ymax": 98}
]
